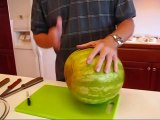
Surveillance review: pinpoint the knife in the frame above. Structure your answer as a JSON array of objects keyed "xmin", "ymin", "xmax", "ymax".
[
  {"xmin": 0, "ymin": 78, "xmax": 10, "ymax": 88},
  {"xmin": 1, "ymin": 77, "xmax": 43, "ymax": 98},
  {"xmin": 1, "ymin": 78, "xmax": 22, "ymax": 96}
]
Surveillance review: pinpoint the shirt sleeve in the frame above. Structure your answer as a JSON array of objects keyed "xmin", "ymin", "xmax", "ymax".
[
  {"xmin": 31, "ymin": 0, "xmax": 48, "ymax": 34},
  {"xmin": 114, "ymin": 0, "xmax": 136, "ymax": 24}
]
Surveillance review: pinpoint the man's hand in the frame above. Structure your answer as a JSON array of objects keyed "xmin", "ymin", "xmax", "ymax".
[
  {"xmin": 76, "ymin": 36, "xmax": 118, "ymax": 73},
  {"xmin": 48, "ymin": 16, "xmax": 62, "ymax": 52},
  {"xmin": 76, "ymin": 18, "xmax": 135, "ymax": 73}
]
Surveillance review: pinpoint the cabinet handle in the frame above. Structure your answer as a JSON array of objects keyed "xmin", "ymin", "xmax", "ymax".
[
  {"xmin": 152, "ymin": 68, "xmax": 157, "ymax": 71},
  {"xmin": 147, "ymin": 67, "xmax": 151, "ymax": 71}
]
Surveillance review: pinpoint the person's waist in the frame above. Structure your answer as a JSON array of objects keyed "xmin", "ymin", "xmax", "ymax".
[{"xmin": 60, "ymin": 47, "xmax": 77, "ymax": 51}]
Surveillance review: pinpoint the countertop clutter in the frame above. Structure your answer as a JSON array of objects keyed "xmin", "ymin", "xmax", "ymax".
[
  {"xmin": 126, "ymin": 35, "xmax": 160, "ymax": 44},
  {"xmin": 0, "ymin": 74, "xmax": 160, "ymax": 119}
]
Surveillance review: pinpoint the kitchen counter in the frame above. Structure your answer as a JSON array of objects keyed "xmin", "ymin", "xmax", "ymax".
[{"xmin": 1, "ymin": 74, "xmax": 160, "ymax": 119}]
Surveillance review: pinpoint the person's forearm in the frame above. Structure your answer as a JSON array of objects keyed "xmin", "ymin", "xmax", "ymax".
[
  {"xmin": 33, "ymin": 17, "xmax": 62, "ymax": 50},
  {"xmin": 112, "ymin": 18, "xmax": 135, "ymax": 42},
  {"xmin": 33, "ymin": 33, "xmax": 54, "ymax": 48}
]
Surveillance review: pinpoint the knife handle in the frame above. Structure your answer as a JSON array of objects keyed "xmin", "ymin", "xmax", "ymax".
[
  {"xmin": 0, "ymin": 78, "xmax": 10, "ymax": 88},
  {"xmin": 21, "ymin": 77, "xmax": 43, "ymax": 89},
  {"xmin": 8, "ymin": 78, "xmax": 22, "ymax": 89}
]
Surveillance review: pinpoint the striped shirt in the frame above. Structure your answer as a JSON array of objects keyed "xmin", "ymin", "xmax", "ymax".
[{"xmin": 31, "ymin": 0, "xmax": 136, "ymax": 81}]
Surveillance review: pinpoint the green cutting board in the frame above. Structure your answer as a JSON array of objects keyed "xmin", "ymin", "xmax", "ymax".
[{"xmin": 15, "ymin": 85, "xmax": 119, "ymax": 119}]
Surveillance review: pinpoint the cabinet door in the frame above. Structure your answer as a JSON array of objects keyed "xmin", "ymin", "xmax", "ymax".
[
  {"xmin": 0, "ymin": 14, "xmax": 14, "ymax": 50},
  {"xmin": 0, "ymin": 0, "xmax": 7, "ymax": 10},
  {"xmin": 150, "ymin": 63, "xmax": 160, "ymax": 91},
  {"xmin": 0, "ymin": 0, "xmax": 13, "ymax": 50},
  {"xmin": 0, "ymin": 54, "xmax": 16, "ymax": 75},
  {"xmin": 122, "ymin": 61, "xmax": 151, "ymax": 90},
  {"xmin": 0, "ymin": 0, "xmax": 16, "ymax": 75}
]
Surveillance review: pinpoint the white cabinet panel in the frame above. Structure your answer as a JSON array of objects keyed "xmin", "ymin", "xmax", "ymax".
[
  {"xmin": 37, "ymin": 47, "xmax": 57, "ymax": 81},
  {"xmin": 14, "ymin": 49, "xmax": 40, "ymax": 78},
  {"xmin": 7, "ymin": 0, "xmax": 32, "ymax": 30}
]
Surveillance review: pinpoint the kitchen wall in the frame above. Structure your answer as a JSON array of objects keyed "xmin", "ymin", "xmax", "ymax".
[{"xmin": 133, "ymin": 0, "xmax": 160, "ymax": 36}]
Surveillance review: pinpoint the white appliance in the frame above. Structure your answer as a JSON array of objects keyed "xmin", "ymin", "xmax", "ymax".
[
  {"xmin": 30, "ymin": 32, "xmax": 57, "ymax": 80},
  {"xmin": 10, "ymin": 20, "xmax": 57, "ymax": 80},
  {"xmin": 8, "ymin": 0, "xmax": 57, "ymax": 80}
]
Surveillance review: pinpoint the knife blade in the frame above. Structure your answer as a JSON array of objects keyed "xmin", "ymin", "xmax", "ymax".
[
  {"xmin": 0, "ymin": 78, "xmax": 10, "ymax": 88},
  {"xmin": 1, "ymin": 77, "xmax": 43, "ymax": 98},
  {"xmin": 1, "ymin": 78, "xmax": 22, "ymax": 96}
]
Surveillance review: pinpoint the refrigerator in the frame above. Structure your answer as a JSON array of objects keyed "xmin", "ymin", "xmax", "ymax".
[
  {"xmin": 10, "ymin": 20, "xmax": 57, "ymax": 80},
  {"xmin": 8, "ymin": 0, "xmax": 57, "ymax": 80}
]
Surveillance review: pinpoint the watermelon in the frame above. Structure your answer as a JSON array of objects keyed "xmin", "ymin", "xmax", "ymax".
[{"xmin": 64, "ymin": 48, "xmax": 124, "ymax": 104}]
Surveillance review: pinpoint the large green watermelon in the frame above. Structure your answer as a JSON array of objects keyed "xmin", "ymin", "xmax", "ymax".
[{"xmin": 64, "ymin": 48, "xmax": 124, "ymax": 104}]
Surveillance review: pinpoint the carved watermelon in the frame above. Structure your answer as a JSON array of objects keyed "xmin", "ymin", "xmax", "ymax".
[{"xmin": 64, "ymin": 48, "xmax": 124, "ymax": 104}]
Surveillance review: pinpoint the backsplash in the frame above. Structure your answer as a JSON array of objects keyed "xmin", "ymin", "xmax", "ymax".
[{"xmin": 133, "ymin": 0, "xmax": 160, "ymax": 36}]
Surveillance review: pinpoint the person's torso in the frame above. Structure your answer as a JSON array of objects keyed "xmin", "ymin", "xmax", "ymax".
[{"xmin": 41, "ymin": 0, "xmax": 116, "ymax": 50}]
